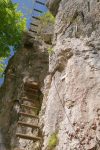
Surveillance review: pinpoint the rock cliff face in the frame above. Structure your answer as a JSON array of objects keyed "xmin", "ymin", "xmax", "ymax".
[
  {"xmin": 40, "ymin": 0, "xmax": 100, "ymax": 150},
  {"xmin": 0, "ymin": 38, "xmax": 49, "ymax": 150},
  {"xmin": 0, "ymin": 0, "xmax": 100, "ymax": 150}
]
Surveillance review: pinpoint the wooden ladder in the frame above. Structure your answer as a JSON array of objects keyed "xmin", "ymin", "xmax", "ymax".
[
  {"xmin": 16, "ymin": 133, "xmax": 41, "ymax": 141},
  {"xmin": 16, "ymin": 0, "xmax": 47, "ymax": 143},
  {"xmin": 18, "ymin": 121, "xmax": 39, "ymax": 129},
  {"xmin": 16, "ymin": 81, "xmax": 41, "ymax": 142},
  {"xmin": 27, "ymin": 0, "xmax": 46, "ymax": 39}
]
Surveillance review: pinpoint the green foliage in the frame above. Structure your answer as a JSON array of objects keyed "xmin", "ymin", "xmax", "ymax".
[
  {"xmin": 39, "ymin": 11, "xmax": 55, "ymax": 25},
  {"xmin": 48, "ymin": 133, "xmax": 58, "ymax": 149},
  {"xmin": 0, "ymin": 58, "xmax": 6, "ymax": 77},
  {"xmin": 20, "ymin": 0, "xmax": 35, "ymax": 18},
  {"xmin": 0, "ymin": 0, "xmax": 26, "ymax": 58},
  {"xmin": 48, "ymin": 47, "xmax": 53, "ymax": 55},
  {"xmin": 38, "ymin": 11, "xmax": 55, "ymax": 36}
]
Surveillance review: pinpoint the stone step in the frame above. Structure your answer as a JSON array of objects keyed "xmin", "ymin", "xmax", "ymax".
[
  {"xmin": 18, "ymin": 121, "xmax": 39, "ymax": 129},
  {"xmin": 16, "ymin": 133, "xmax": 41, "ymax": 141},
  {"xmin": 35, "ymin": 0, "xmax": 45, "ymax": 5},
  {"xmin": 19, "ymin": 112, "xmax": 39, "ymax": 119},
  {"xmin": 21, "ymin": 104, "xmax": 39, "ymax": 110}
]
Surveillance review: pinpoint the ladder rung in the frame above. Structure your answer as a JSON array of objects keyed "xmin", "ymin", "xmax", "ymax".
[
  {"xmin": 18, "ymin": 121, "xmax": 39, "ymax": 129},
  {"xmin": 21, "ymin": 104, "xmax": 39, "ymax": 110},
  {"xmin": 41, "ymin": 60, "xmax": 49, "ymax": 63},
  {"xmin": 24, "ymin": 81, "xmax": 39, "ymax": 89},
  {"xmin": 32, "ymin": 16, "xmax": 40, "ymax": 20},
  {"xmin": 19, "ymin": 112, "xmax": 39, "ymax": 119},
  {"xmin": 23, "ymin": 92, "xmax": 38, "ymax": 98},
  {"xmin": 28, "ymin": 32, "xmax": 39, "ymax": 37},
  {"xmin": 24, "ymin": 87, "xmax": 38, "ymax": 93},
  {"xmin": 16, "ymin": 133, "xmax": 41, "ymax": 141},
  {"xmin": 21, "ymin": 97, "xmax": 34, "ymax": 102},
  {"xmin": 35, "ymin": 0, "xmax": 45, "ymax": 5},
  {"xmin": 30, "ymin": 23, "xmax": 38, "ymax": 27},
  {"xmin": 27, "ymin": 34, "xmax": 35, "ymax": 39},
  {"xmin": 34, "ymin": 8, "xmax": 43, "ymax": 13},
  {"xmin": 29, "ymin": 29, "xmax": 37, "ymax": 33}
]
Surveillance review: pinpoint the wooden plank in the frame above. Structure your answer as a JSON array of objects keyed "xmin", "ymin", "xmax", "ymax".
[
  {"xmin": 41, "ymin": 60, "xmax": 49, "ymax": 63},
  {"xmin": 24, "ymin": 86, "xmax": 38, "ymax": 93},
  {"xmin": 35, "ymin": 0, "xmax": 45, "ymax": 5},
  {"xmin": 32, "ymin": 16, "xmax": 40, "ymax": 20},
  {"xmin": 16, "ymin": 133, "xmax": 41, "ymax": 141},
  {"xmin": 18, "ymin": 121, "xmax": 39, "ymax": 129},
  {"xmin": 30, "ymin": 23, "xmax": 38, "ymax": 27},
  {"xmin": 23, "ymin": 91, "xmax": 38, "ymax": 98},
  {"xmin": 29, "ymin": 29, "xmax": 37, "ymax": 33},
  {"xmin": 21, "ymin": 97, "xmax": 34, "ymax": 102},
  {"xmin": 34, "ymin": 8, "xmax": 43, "ymax": 13},
  {"xmin": 24, "ymin": 81, "xmax": 39, "ymax": 89},
  {"xmin": 27, "ymin": 34, "xmax": 35, "ymax": 39},
  {"xmin": 21, "ymin": 104, "xmax": 39, "ymax": 110},
  {"xmin": 19, "ymin": 112, "xmax": 39, "ymax": 119}
]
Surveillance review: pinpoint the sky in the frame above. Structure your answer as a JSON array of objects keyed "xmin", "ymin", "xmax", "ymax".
[
  {"xmin": 12, "ymin": 0, "xmax": 47, "ymax": 27},
  {"xmin": 0, "ymin": 0, "xmax": 48, "ymax": 85}
]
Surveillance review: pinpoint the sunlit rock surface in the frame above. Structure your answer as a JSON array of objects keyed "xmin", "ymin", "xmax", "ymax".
[
  {"xmin": 40, "ymin": 0, "xmax": 100, "ymax": 149},
  {"xmin": 0, "ymin": 0, "xmax": 100, "ymax": 150}
]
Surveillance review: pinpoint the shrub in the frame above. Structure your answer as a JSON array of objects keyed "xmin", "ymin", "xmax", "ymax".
[
  {"xmin": 38, "ymin": 11, "xmax": 55, "ymax": 37},
  {"xmin": 0, "ymin": 58, "xmax": 6, "ymax": 77},
  {"xmin": 47, "ymin": 47, "xmax": 53, "ymax": 54},
  {"xmin": 39, "ymin": 11, "xmax": 55, "ymax": 26},
  {"xmin": 0, "ymin": 0, "xmax": 26, "ymax": 58},
  {"xmin": 48, "ymin": 132, "xmax": 58, "ymax": 149}
]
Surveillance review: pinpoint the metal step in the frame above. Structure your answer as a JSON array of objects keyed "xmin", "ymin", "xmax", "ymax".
[
  {"xmin": 19, "ymin": 112, "xmax": 39, "ymax": 119},
  {"xmin": 34, "ymin": 8, "xmax": 43, "ymax": 13},
  {"xmin": 18, "ymin": 121, "xmax": 39, "ymax": 129},
  {"xmin": 21, "ymin": 104, "xmax": 39, "ymax": 110},
  {"xmin": 32, "ymin": 16, "xmax": 40, "ymax": 20},
  {"xmin": 30, "ymin": 23, "xmax": 38, "ymax": 27},
  {"xmin": 16, "ymin": 133, "xmax": 41, "ymax": 141},
  {"xmin": 35, "ymin": 0, "xmax": 45, "ymax": 5}
]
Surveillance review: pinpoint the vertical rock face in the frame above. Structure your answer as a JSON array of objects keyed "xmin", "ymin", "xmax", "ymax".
[
  {"xmin": 0, "ymin": 38, "xmax": 49, "ymax": 150},
  {"xmin": 40, "ymin": 0, "xmax": 100, "ymax": 150},
  {"xmin": 46, "ymin": 0, "xmax": 61, "ymax": 16},
  {"xmin": 0, "ymin": 1, "xmax": 100, "ymax": 150}
]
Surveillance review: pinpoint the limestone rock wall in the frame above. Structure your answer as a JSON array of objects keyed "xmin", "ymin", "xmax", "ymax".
[
  {"xmin": 46, "ymin": 0, "xmax": 61, "ymax": 16},
  {"xmin": 40, "ymin": 0, "xmax": 100, "ymax": 150},
  {"xmin": 0, "ymin": 38, "xmax": 49, "ymax": 150},
  {"xmin": 0, "ymin": 0, "xmax": 100, "ymax": 150}
]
